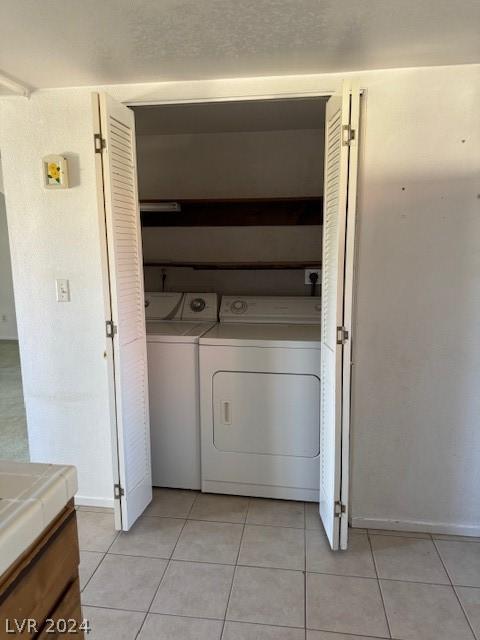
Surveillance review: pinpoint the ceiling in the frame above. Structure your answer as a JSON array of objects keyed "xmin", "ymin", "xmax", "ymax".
[
  {"xmin": 133, "ymin": 98, "xmax": 327, "ymax": 135},
  {"xmin": 1, "ymin": 0, "xmax": 479, "ymax": 91}
]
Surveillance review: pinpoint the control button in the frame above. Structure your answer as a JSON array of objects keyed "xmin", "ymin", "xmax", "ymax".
[
  {"xmin": 231, "ymin": 299, "xmax": 247, "ymax": 314},
  {"xmin": 190, "ymin": 298, "xmax": 206, "ymax": 312}
]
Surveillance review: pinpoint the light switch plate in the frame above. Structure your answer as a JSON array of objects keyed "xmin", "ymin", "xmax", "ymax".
[{"xmin": 55, "ymin": 279, "xmax": 70, "ymax": 302}]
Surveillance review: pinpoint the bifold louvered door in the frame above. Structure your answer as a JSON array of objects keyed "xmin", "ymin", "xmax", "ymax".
[
  {"xmin": 320, "ymin": 84, "xmax": 360, "ymax": 550},
  {"xmin": 96, "ymin": 92, "xmax": 151, "ymax": 530}
]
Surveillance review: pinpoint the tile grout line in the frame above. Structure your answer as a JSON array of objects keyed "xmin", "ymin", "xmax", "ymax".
[
  {"xmin": 367, "ymin": 530, "xmax": 393, "ymax": 639},
  {"xmin": 83, "ymin": 604, "xmax": 307, "ymax": 633},
  {"xmin": 81, "ymin": 603, "xmax": 148, "ymax": 614},
  {"xmin": 366, "ymin": 529, "xmax": 436, "ymax": 541},
  {"xmin": 133, "ymin": 498, "xmax": 196, "ymax": 639},
  {"xmin": 431, "ymin": 537, "xmax": 478, "ymax": 640},
  {"xmin": 80, "ymin": 550, "xmax": 107, "ymax": 594},
  {"xmin": 188, "ymin": 490, "xmax": 201, "ymax": 514},
  {"xmin": 306, "ymin": 629, "xmax": 392, "ymax": 639},
  {"xmin": 220, "ymin": 498, "xmax": 250, "ymax": 639},
  {"xmin": 97, "ymin": 553, "xmax": 345, "ymax": 574},
  {"xmin": 178, "ymin": 515, "xmax": 307, "ymax": 529},
  {"xmin": 142, "ymin": 610, "xmax": 225, "ymax": 623},
  {"xmin": 79, "ymin": 511, "xmax": 121, "ymax": 594},
  {"xmin": 430, "ymin": 536, "xmax": 454, "ymax": 586},
  {"xmin": 221, "ymin": 618, "xmax": 307, "ymax": 633},
  {"xmin": 304, "ymin": 571, "xmax": 471, "ymax": 587},
  {"xmin": 368, "ymin": 529, "xmax": 480, "ymax": 544},
  {"xmin": 452, "ymin": 584, "xmax": 480, "ymax": 640}
]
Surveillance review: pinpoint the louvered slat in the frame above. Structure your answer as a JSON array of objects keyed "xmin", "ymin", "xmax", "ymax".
[
  {"xmin": 99, "ymin": 93, "xmax": 151, "ymax": 531},
  {"xmin": 318, "ymin": 89, "xmax": 351, "ymax": 551}
]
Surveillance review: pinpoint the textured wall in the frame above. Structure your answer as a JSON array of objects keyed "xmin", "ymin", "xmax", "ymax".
[
  {"xmin": 142, "ymin": 225, "xmax": 322, "ymax": 296},
  {"xmin": 350, "ymin": 64, "xmax": 480, "ymax": 534},
  {"xmin": 137, "ymin": 126, "xmax": 324, "ymax": 296},
  {"xmin": 0, "ymin": 183, "xmax": 18, "ymax": 339},
  {"xmin": 0, "ymin": 92, "xmax": 114, "ymax": 505},
  {"xmin": 137, "ymin": 129, "xmax": 324, "ymax": 199},
  {"xmin": 1, "ymin": 65, "xmax": 479, "ymax": 531}
]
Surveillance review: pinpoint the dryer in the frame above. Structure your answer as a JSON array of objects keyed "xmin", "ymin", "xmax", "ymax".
[
  {"xmin": 145, "ymin": 292, "xmax": 218, "ymax": 489},
  {"xmin": 199, "ymin": 296, "xmax": 321, "ymax": 501}
]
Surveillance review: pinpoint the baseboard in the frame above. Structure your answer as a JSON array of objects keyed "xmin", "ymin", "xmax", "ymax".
[
  {"xmin": 202, "ymin": 479, "xmax": 319, "ymax": 502},
  {"xmin": 75, "ymin": 495, "xmax": 115, "ymax": 510},
  {"xmin": 351, "ymin": 516, "xmax": 480, "ymax": 538}
]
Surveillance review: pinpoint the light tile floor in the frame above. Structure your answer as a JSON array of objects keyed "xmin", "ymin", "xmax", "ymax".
[
  {"xmin": 79, "ymin": 489, "xmax": 480, "ymax": 640},
  {"xmin": 0, "ymin": 340, "xmax": 28, "ymax": 461}
]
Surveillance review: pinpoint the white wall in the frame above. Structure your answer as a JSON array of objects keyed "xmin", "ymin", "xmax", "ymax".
[
  {"xmin": 0, "ymin": 92, "xmax": 114, "ymax": 506},
  {"xmin": 143, "ymin": 225, "xmax": 322, "ymax": 296},
  {"xmin": 137, "ymin": 129, "xmax": 324, "ymax": 199},
  {"xmin": 350, "ymin": 65, "xmax": 480, "ymax": 535},
  {"xmin": 138, "ymin": 127, "xmax": 323, "ymax": 296},
  {"xmin": 0, "ymin": 165, "xmax": 18, "ymax": 339},
  {"xmin": 1, "ymin": 65, "xmax": 479, "ymax": 531}
]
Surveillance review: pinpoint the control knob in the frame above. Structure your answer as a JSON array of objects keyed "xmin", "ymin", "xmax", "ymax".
[
  {"xmin": 190, "ymin": 298, "xmax": 206, "ymax": 312},
  {"xmin": 231, "ymin": 299, "xmax": 247, "ymax": 314}
]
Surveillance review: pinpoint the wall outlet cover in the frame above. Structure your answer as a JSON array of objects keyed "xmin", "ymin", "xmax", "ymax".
[{"xmin": 305, "ymin": 269, "xmax": 321, "ymax": 285}]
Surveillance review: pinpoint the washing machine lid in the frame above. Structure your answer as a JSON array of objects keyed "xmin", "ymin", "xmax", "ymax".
[
  {"xmin": 144, "ymin": 292, "xmax": 184, "ymax": 321},
  {"xmin": 220, "ymin": 296, "xmax": 321, "ymax": 324},
  {"xmin": 199, "ymin": 322, "xmax": 320, "ymax": 348},
  {"xmin": 147, "ymin": 320, "xmax": 217, "ymax": 343}
]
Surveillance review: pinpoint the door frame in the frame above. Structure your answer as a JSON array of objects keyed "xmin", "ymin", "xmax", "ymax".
[{"xmin": 96, "ymin": 87, "xmax": 363, "ymax": 529}]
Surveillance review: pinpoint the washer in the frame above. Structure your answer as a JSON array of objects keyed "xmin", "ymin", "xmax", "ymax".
[
  {"xmin": 199, "ymin": 296, "xmax": 321, "ymax": 501},
  {"xmin": 145, "ymin": 292, "xmax": 218, "ymax": 489}
]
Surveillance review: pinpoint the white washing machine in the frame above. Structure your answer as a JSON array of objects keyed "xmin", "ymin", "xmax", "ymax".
[
  {"xmin": 199, "ymin": 296, "xmax": 321, "ymax": 501},
  {"xmin": 145, "ymin": 291, "xmax": 218, "ymax": 489}
]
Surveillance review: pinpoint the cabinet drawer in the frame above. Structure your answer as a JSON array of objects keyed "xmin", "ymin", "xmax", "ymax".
[
  {"xmin": 37, "ymin": 579, "xmax": 83, "ymax": 639},
  {"xmin": 0, "ymin": 512, "xmax": 79, "ymax": 639}
]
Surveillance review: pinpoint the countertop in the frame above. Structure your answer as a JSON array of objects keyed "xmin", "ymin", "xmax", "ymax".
[{"xmin": 0, "ymin": 461, "xmax": 77, "ymax": 578}]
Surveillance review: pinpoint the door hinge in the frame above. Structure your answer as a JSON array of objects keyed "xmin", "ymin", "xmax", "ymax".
[
  {"xmin": 106, "ymin": 320, "xmax": 117, "ymax": 338},
  {"xmin": 336, "ymin": 326, "xmax": 349, "ymax": 344},
  {"xmin": 114, "ymin": 483, "xmax": 124, "ymax": 499},
  {"xmin": 94, "ymin": 133, "xmax": 106, "ymax": 153},
  {"xmin": 334, "ymin": 501, "xmax": 346, "ymax": 517},
  {"xmin": 342, "ymin": 124, "xmax": 355, "ymax": 146}
]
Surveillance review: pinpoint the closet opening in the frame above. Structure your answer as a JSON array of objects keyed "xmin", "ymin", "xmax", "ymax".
[
  {"xmin": 130, "ymin": 96, "xmax": 326, "ymax": 494},
  {"xmin": 131, "ymin": 97, "xmax": 326, "ymax": 294},
  {"xmin": 95, "ymin": 86, "xmax": 359, "ymax": 549}
]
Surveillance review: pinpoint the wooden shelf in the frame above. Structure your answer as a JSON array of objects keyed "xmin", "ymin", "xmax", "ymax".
[
  {"xmin": 140, "ymin": 197, "xmax": 323, "ymax": 227},
  {"xmin": 143, "ymin": 261, "xmax": 321, "ymax": 270}
]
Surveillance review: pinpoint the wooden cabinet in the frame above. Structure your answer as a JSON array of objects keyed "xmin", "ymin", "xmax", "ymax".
[{"xmin": 0, "ymin": 500, "xmax": 83, "ymax": 639}]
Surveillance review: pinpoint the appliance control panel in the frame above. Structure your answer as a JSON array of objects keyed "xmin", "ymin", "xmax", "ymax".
[
  {"xmin": 144, "ymin": 292, "xmax": 184, "ymax": 320},
  {"xmin": 182, "ymin": 293, "xmax": 219, "ymax": 321},
  {"xmin": 220, "ymin": 296, "xmax": 321, "ymax": 324}
]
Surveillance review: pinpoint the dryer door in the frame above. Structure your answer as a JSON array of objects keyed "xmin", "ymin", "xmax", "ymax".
[{"xmin": 213, "ymin": 371, "xmax": 320, "ymax": 458}]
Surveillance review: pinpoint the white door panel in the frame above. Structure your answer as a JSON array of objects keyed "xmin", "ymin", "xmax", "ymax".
[
  {"xmin": 94, "ymin": 92, "xmax": 151, "ymax": 530},
  {"xmin": 320, "ymin": 84, "xmax": 360, "ymax": 550}
]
